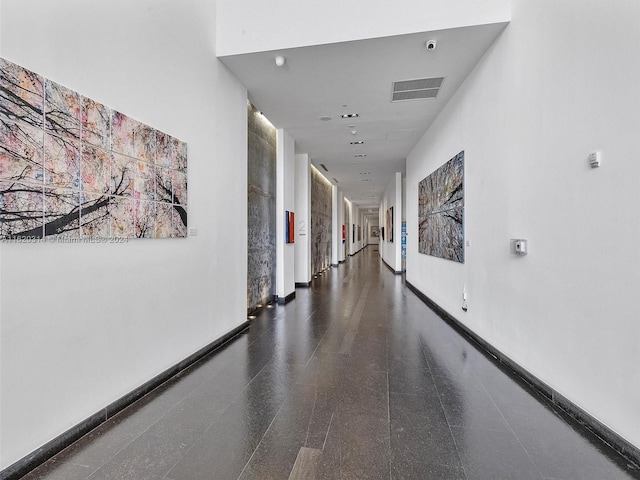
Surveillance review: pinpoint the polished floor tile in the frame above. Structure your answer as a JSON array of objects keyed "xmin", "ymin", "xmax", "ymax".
[{"xmin": 18, "ymin": 248, "xmax": 640, "ymax": 480}]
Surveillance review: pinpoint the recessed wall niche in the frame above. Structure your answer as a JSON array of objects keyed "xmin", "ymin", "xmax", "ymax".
[{"xmin": 0, "ymin": 57, "xmax": 188, "ymax": 240}]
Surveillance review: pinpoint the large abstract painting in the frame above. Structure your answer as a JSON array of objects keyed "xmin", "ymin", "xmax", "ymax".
[
  {"xmin": 418, "ymin": 151, "xmax": 464, "ymax": 262},
  {"xmin": 0, "ymin": 57, "xmax": 187, "ymax": 240}
]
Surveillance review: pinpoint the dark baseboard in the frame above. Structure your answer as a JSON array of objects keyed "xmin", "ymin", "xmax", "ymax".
[
  {"xmin": 276, "ymin": 291, "xmax": 296, "ymax": 305},
  {"xmin": 331, "ymin": 263, "xmax": 339, "ymax": 267},
  {"xmin": 0, "ymin": 321, "xmax": 251, "ymax": 480},
  {"xmin": 295, "ymin": 281, "xmax": 311, "ymax": 288},
  {"xmin": 404, "ymin": 280, "xmax": 640, "ymax": 467},
  {"xmin": 348, "ymin": 245, "xmax": 367, "ymax": 257},
  {"xmin": 338, "ymin": 260, "xmax": 345, "ymax": 264},
  {"xmin": 381, "ymin": 257, "xmax": 402, "ymax": 275}
]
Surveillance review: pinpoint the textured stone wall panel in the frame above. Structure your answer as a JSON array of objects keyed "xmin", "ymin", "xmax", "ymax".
[
  {"xmin": 247, "ymin": 104, "xmax": 276, "ymax": 310},
  {"xmin": 311, "ymin": 167, "xmax": 332, "ymax": 275}
]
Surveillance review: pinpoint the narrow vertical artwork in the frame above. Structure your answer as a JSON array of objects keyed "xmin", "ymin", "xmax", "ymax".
[
  {"xmin": 386, "ymin": 207, "xmax": 394, "ymax": 243},
  {"xmin": 418, "ymin": 150, "xmax": 464, "ymax": 262},
  {"xmin": 289, "ymin": 211, "xmax": 295, "ymax": 243},
  {"xmin": 0, "ymin": 57, "xmax": 188, "ymax": 240},
  {"xmin": 285, "ymin": 210, "xmax": 290, "ymax": 244}
]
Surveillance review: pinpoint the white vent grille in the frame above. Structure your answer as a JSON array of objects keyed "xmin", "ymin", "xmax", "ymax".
[{"xmin": 392, "ymin": 77, "xmax": 444, "ymax": 102}]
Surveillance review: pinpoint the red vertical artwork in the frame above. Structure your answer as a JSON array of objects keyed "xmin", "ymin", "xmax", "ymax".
[{"xmin": 289, "ymin": 211, "xmax": 295, "ymax": 243}]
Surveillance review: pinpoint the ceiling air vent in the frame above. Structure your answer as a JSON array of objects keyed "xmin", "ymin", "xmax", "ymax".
[
  {"xmin": 391, "ymin": 77, "xmax": 444, "ymax": 102},
  {"xmin": 320, "ymin": 163, "xmax": 329, "ymax": 172}
]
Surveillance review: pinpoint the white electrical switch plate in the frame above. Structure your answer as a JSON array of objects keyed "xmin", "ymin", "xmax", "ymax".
[{"xmin": 588, "ymin": 151, "xmax": 601, "ymax": 168}]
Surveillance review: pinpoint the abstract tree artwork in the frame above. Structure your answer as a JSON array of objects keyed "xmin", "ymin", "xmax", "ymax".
[
  {"xmin": 0, "ymin": 57, "xmax": 187, "ymax": 240},
  {"xmin": 418, "ymin": 151, "xmax": 464, "ymax": 263}
]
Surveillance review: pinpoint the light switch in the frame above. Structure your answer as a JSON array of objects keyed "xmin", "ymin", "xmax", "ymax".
[{"xmin": 588, "ymin": 151, "xmax": 601, "ymax": 168}]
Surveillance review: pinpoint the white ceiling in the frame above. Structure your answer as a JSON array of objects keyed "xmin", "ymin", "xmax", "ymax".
[{"xmin": 219, "ymin": 22, "xmax": 507, "ymax": 210}]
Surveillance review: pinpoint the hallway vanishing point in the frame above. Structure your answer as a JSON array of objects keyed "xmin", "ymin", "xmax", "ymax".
[{"xmin": 21, "ymin": 248, "xmax": 640, "ymax": 480}]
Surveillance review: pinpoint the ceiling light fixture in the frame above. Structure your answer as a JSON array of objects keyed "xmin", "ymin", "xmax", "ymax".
[
  {"xmin": 341, "ymin": 113, "xmax": 359, "ymax": 118},
  {"xmin": 354, "ymin": 154, "xmax": 367, "ymax": 157},
  {"xmin": 275, "ymin": 55, "xmax": 285, "ymax": 67},
  {"xmin": 320, "ymin": 116, "xmax": 332, "ymax": 121},
  {"xmin": 350, "ymin": 141, "xmax": 364, "ymax": 145}
]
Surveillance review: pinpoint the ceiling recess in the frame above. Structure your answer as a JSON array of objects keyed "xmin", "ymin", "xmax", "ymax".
[{"xmin": 391, "ymin": 77, "xmax": 444, "ymax": 102}]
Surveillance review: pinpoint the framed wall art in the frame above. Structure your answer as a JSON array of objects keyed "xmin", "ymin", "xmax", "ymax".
[
  {"xmin": 418, "ymin": 150, "xmax": 464, "ymax": 262},
  {"xmin": 0, "ymin": 57, "xmax": 188, "ymax": 241}
]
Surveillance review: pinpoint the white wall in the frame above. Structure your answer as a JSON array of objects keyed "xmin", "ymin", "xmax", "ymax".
[
  {"xmin": 331, "ymin": 185, "xmax": 339, "ymax": 266},
  {"xmin": 0, "ymin": 0, "xmax": 248, "ymax": 469},
  {"xmin": 380, "ymin": 172, "xmax": 403, "ymax": 272},
  {"xmin": 276, "ymin": 129, "xmax": 295, "ymax": 299},
  {"xmin": 406, "ymin": 0, "xmax": 640, "ymax": 449},
  {"xmin": 346, "ymin": 202, "xmax": 365, "ymax": 255},
  {"xmin": 368, "ymin": 218, "xmax": 380, "ymax": 246},
  {"xmin": 294, "ymin": 154, "xmax": 311, "ymax": 284},
  {"xmin": 216, "ymin": 0, "xmax": 510, "ymax": 56},
  {"xmin": 336, "ymin": 189, "xmax": 346, "ymax": 263}
]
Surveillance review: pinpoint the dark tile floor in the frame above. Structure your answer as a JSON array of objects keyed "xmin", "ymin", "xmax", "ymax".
[{"xmin": 20, "ymin": 248, "xmax": 640, "ymax": 479}]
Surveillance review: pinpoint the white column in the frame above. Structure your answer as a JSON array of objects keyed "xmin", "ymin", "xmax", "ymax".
[
  {"xmin": 294, "ymin": 154, "xmax": 311, "ymax": 285},
  {"xmin": 276, "ymin": 129, "xmax": 296, "ymax": 301},
  {"xmin": 331, "ymin": 185, "xmax": 339, "ymax": 266},
  {"xmin": 394, "ymin": 171, "xmax": 403, "ymax": 270},
  {"xmin": 337, "ymin": 189, "xmax": 345, "ymax": 263}
]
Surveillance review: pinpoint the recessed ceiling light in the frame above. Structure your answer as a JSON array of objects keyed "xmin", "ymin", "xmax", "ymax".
[
  {"xmin": 341, "ymin": 113, "xmax": 359, "ymax": 118},
  {"xmin": 350, "ymin": 141, "xmax": 364, "ymax": 145},
  {"xmin": 354, "ymin": 154, "xmax": 367, "ymax": 157},
  {"xmin": 320, "ymin": 116, "xmax": 332, "ymax": 121}
]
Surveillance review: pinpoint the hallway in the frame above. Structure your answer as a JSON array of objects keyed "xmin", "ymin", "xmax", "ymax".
[{"xmin": 22, "ymin": 249, "xmax": 640, "ymax": 480}]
